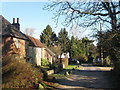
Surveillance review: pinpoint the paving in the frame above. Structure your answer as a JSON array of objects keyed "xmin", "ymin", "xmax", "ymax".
[{"xmin": 57, "ymin": 64, "xmax": 118, "ymax": 89}]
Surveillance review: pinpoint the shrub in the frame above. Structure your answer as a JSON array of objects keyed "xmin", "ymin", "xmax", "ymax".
[
  {"xmin": 103, "ymin": 56, "xmax": 111, "ymax": 66},
  {"xmin": 38, "ymin": 66, "xmax": 48, "ymax": 80},
  {"xmin": 2, "ymin": 54, "xmax": 43, "ymax": 88},
  {"xmin": 75, "ymin": 55, "xmax": 88, "ymax": 63},
  {"xmin": 41, "ymin": 58, "xmax": 49, "ymax": 66},
  {"xmin": 49, "ymin": 60, "xmax": 60, "ymax": 69}
]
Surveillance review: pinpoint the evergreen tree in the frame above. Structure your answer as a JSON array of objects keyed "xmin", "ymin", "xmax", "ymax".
[
  {"xmin": 69, "ymin": 36, "xmax": 77, "ymax": 58},
  {"xmin": 70, "ymin": 36, "xmax": 85, "ymax": 58},
  {"xmin": 82, "ymin": 37, "xmax": 94, "ymax": 56},
  {"xmin": 40, "ymin": 25, "xmax": 58, "ymax": 46},
  {"xmin": 69, "ymin": 36, "xmax": 95, "ymax": 59},
  {"xmin": 58, "ymin": 28, "xmax": 70, "ymax": 53}
]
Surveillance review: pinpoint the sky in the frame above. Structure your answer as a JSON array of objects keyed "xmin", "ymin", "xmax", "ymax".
[
  {"xmin": 1, "ymin": 2, "xmax": 92, "ymax": 40},
  {"xmin": 2, "ymin": 2, "xmax": 61, "ymax": 39},
  {"xmin": 1, "ymin": 1, "xmax": 120, "ymax": 44}
]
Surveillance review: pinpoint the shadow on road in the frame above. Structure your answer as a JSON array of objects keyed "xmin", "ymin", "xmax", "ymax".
[{"xmin": 57, "ymin": 64, "xmax": 119, "ymax": 89}]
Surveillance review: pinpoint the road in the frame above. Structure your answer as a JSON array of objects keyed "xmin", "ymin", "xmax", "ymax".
[{"xmin": 57, "ymin": 64, "xmax": 118, "ymax": 89}]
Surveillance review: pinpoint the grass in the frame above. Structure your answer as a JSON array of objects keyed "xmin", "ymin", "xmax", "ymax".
[
  {"xmin": 45, "ymin": 65, "xmax": 82, "ymax": 89},
  {"xmin": 64, "ymin": 65, "xmax": 82, "ymax": 70},
  {"xmin": 41, "ymin": 66, "xmax": 50, "ymax": 70},
  {"xmin": 52, "ymin": 74, "xmax": 67, "ymax": 79},
  {"xmin": 42, "ymin": 81, "xmax": 59, "ymax": 89},
  {"xmin": 49, "ymin": 65, "xmax": 82, "ymax": 79}
]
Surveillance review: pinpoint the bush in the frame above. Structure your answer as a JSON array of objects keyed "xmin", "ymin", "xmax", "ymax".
[
  {"xmin": 2, "ymin": 54, "xmax": 43, "ymax": 88},
  {"xmin": 103, "ymin": 56, "xmax": 111, "ymax": 66},
  {"xmin": 75, "ymin": 55, "xmax": 88, "ymax": 63},
  {"xmin": 41, "ymin": 58, "xmax": 49, "ymax": 66},
  {"xmin": 49, "ymin": 60, "xmax": 60, "ymax": 69}
]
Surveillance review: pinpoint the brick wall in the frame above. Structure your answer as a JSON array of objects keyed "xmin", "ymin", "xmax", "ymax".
[{"xmin": 2, "ymin": 36, "xmax": 27, "ymax": 60}]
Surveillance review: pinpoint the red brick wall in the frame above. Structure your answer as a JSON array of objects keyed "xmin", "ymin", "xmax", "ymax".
[{"xmin": 2, "ymin": 36, "xmax": 27, "ymax": 60}]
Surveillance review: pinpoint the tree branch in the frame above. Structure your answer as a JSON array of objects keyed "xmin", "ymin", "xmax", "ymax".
[{"xmin": 66, "ymin": 2, "xmax": 109, "ymax": 16}]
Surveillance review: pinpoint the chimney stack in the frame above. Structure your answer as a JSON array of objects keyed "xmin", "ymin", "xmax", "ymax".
[
  {"xmin": 13, "ymin": 18, "xmax": 15, "ymax": 24},
  {"xmin": 17, "ymin": 18, "xmax": 19, "ymax": 23},
  {"xmin": 12, "ymin": 18, "xmax": 20, "ymax": 31}
]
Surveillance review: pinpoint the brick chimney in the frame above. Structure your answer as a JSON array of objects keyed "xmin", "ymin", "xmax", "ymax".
[
  {"xmin": 13, "ymin": 18, "xmax": 15, "ymax": 24},
  {"xmin": 12, "ymin": 18, "xmax": 20, "ymax": 31}
]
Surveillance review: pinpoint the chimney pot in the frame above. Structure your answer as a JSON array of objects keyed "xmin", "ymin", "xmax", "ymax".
[
  {"xmin": 13, "ymin": 18, "xmax": 15, "ymax": 24},
  {"xmin": 17, "ymin": 18, "xmax": 19, "ymax": 23}
]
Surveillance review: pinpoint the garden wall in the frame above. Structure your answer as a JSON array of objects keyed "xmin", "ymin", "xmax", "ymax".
[{"xmin": 62, "ymin": 58, "xmax": 68, "ymax": 68}]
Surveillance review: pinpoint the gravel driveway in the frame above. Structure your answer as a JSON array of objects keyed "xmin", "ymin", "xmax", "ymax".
[{"xmin": 57, "ymin": 64, "xmax": 118, "ymax": 89}]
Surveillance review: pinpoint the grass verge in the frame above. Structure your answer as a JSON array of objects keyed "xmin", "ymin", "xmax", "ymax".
[
  {"xmin": 64, "ymin": 65, "xmax": 82, "ymax": 70},
  {"xmin": 49, "ymin": 65, "xmax": 82, "ymax": 79}
]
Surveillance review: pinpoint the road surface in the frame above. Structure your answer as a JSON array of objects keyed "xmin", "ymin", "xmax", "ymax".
[{"xmin": 57, "ymin": 64, "xmax": 118, "ymax": 89}]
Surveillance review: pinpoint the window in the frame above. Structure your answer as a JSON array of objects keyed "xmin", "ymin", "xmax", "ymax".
[{"xmin": 16, "ymin": 38, "xmax": 20, "ymax": 48}]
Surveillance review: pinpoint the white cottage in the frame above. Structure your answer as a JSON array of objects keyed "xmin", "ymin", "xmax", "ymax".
[{"xmin": 25, "ymin": 35, "xmax": 55, "ymax": 66}]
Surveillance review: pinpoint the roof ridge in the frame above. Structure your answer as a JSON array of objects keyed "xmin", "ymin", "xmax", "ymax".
[{"xmin": 25, "ymin": 34, "xmax": 41, "ymax": 41}]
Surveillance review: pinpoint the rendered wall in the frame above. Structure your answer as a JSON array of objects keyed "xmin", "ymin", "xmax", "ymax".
[{"xmin": 29, "ymin": 46, "xmax": 41, "ymax": 66}]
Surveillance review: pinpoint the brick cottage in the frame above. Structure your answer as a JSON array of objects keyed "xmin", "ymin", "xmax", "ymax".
[{"xmin": 1, "ymin": 15, "xmax": 55, "ymax": 66}]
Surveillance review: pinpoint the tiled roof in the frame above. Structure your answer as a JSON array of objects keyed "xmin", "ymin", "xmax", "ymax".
[
  {"xmin": 1, "ymin": 15, "xmax": 55, "ymax": 56},
  {"xmin": 1, "ymin": 15, "xmax": 27, "ymax": 40},
  {"xmin": 25, "ymin": 34, "xmax": 55, "ymax": 56},
  {"xmin": 24, "ymin": 34, "xmax": 45, "ymax": 48}
]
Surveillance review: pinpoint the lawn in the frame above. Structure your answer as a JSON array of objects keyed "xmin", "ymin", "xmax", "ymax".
[
  {"xmin": 49, "ymin": 65, "xmax": 82, "ymax": 79},
  {"xmin": 64, "ymin": 65, "xmax": 82, "ymax": 70},
  {"xmin": 45, "ymin": 65, "xmax": 82, "ymax": 89}
]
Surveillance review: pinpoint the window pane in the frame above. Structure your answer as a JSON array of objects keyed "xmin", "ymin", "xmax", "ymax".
[{"xmin": 16, "ymin": 39, "xmax": 20, "ymax": 48}]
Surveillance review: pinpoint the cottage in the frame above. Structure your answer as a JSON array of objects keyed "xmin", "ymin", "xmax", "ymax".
[
  {"xmin": 2, "ymin": 16, "xmax": 29, "ymax": 61},
  {"xmin": 25, "ymin": 35, "xmax": 55, "ymax": 65},
  {"xmin": 44, "ymin": 47, "xmax": 56, "ymax": 64},
  {"xmin": 2, "ymin": 16, "xmax": 55, "ymax": 66},
  {"xmin": 24, "ymin": 35, "xmax": 43, "ymax": 66}
]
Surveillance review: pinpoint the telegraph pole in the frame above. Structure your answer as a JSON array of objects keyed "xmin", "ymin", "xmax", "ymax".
[{"xmin": 99, "ymin": 23, "xmax": 103, "ymax": 62}]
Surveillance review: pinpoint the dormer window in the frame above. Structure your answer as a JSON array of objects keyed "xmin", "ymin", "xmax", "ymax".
[{"xmin": 16, "ymin": 38, "xmax": 20, "ymax": 48}]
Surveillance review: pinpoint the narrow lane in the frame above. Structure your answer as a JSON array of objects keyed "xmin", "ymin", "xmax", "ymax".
[{"xmin": 57, "ymin": 64, "xmax": 117, "ymax": 89}]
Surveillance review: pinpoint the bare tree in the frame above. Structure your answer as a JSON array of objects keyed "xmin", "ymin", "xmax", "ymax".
[
  {"xmin": 44, "ymin": 1, "xmax": 120, "ymax": 70},
  {"xmin": 69, "ymin": 25, "xmax": 86, "ymax": 39},
  {"xmin": 24, "ymin": 28, "xmax": 35, "ymax": 36},
  {"xmin": 44, "ymin": 0, "xmax": 120, "ymax": 31},
  {"xmin": 49, "ymin": 44, "xmax": 62, "ymax": 58}
]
